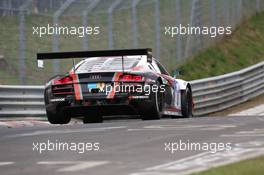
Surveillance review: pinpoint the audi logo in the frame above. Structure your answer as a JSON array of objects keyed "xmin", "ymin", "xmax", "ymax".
[{"xmin": 89, "ymin": 75, "xmax": 101, "ymax": 79}]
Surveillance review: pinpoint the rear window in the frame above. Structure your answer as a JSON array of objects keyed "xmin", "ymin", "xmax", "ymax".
[{"xmin": 75, "ymin": 56, "xmax": 141, "ymax": 73}]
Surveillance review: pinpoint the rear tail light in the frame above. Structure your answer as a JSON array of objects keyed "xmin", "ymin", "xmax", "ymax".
[
  {"xmin": 120, "ymin": 74, "xmax": 142, "ymax": 82},
  {"xmin": 52, "ymin": 76, "xmax": 74, "ymax": 96},
  {"xmin": 133, "ymin": 75, "xmax": 142, "ymax": 81},
  {"xmin": 53, "ymin": 76, "xmax": 73, "ymax": 85}
]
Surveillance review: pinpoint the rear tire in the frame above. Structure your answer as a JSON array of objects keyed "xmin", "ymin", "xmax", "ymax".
[
  {"xmin": 46, "ymin": 109, "xmax": 71, "ymax": 124},
  {"xmin": 141, "ymin": 82, "xmax": 164, "ymax": 120},
  {"xmin": 181, "ymin": 88, "xmax": 193, "ymax": 118}
]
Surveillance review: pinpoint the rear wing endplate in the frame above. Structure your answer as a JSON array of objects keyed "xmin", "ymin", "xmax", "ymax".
[{"xmin": 37, "ymin": 48, "xmax": 153, "ymax": 68}]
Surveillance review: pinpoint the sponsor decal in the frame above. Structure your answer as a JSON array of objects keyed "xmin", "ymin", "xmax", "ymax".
[
  {"xmin": 97, "ymin": 82, "xmax": 105, "ymax": 92},
  {"xmin": 129, "ymin": 96, "xmax": 149, "ymax": 99},
  {"xmin": 50, "ymin": 98, "xmax": 65, "ymax": 102},
  {"xmin": 87, "ymin": 82, "xmax": 106, "ymax": 92}
]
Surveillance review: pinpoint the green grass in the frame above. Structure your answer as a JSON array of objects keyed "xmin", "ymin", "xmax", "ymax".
[
  {"xmin": 192, "ymin": 156, "xmax": 264, "ymax": 175},
  {"xmin": 178, "ymin": 11, "xmax": 264, "ymax": 80}
]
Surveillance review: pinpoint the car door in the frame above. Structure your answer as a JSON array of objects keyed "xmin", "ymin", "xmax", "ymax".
[{"xmin": 151, "ymin": 60, "xmax": 174, "ymax": 107}]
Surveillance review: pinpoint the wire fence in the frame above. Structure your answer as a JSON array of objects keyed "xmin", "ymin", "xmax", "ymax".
[{"xmin": 0, "ymin": 0, "xmax": 263, "ymax": 85}]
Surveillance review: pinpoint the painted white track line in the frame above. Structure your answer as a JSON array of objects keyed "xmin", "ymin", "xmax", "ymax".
[
  {"xmin": 38, "ymin": 161, "xmax": 109, "ymax": 172},
  {"xmin": 0, "ymin": 120, "xmax": 50, "ymax": 128},
  {"xmin": 0, "ymin": 162, "xmax": 14, "ymax": 166},
  {"xmin": 229, "ymin": 104, "xmax": 264, "ymax": 116},
  {"xmin": 132, "ymin": 140, "xmax": 264, "ymax": 175},
  {"xmin": 0, "ymin": 119, "xmax": 82, "ymax": 128}
]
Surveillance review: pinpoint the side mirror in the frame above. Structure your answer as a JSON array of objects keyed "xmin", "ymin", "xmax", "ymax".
[
  {"xmin": 173, "ymin": 69, "xmax": 181, "ymax": 78},
  {"xmin": 37, "ymin": 60, "xmax": 44, "ymax": 68}
]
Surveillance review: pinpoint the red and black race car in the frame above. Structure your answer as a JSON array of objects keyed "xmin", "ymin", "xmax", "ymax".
[{"xmin": 37, "ymin": 48, "xmax": 193, "ymax": 124}]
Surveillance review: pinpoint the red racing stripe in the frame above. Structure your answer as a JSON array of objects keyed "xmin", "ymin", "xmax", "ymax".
[
  {"xmin": 70, "ymin": 70, "xmax": 83, "ymax": 100},
  {"xmin": 107, "ymin": 72, "xmax": 123, "ymax": 99}
]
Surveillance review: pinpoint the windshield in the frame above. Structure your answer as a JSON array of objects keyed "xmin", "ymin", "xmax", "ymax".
[{"xmin": 75, "ymin": 56, "xmax": 141, "ymax": 73}]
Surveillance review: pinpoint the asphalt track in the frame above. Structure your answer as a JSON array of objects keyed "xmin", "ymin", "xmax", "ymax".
[{"xmin": 0, "ymin": 115, "xmax": 264, "ymax": 175}]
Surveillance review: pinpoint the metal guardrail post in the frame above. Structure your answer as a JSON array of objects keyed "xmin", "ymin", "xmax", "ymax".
[
  {"xmin": 18, "ymin": 0, "xmax": 32, "ymax": 85},
  {"xmin": 154, "ymin": 0, "xmax": 160, "ymax": 60},
  {"xmin": 82, "ymin": 0, "xmax": 100, "ymax": 51},
  {"xmin": 18, "ymin": 10, "xmax": 26, "ymax": 85},
  {"xmin": 4, "ymin": 0, "xmax": 11, "ymax": 16},
  {"xmin": 223, "ymin": 0, "xmax": 230, "ymax": 26},
  {"xmin": 210, "ymin": 0, "xmax": 217, "ymax": 27},
  {"xmin": 194, "ymin": 0, "xmax": 203, "ymax": 51},
  {"xmin": 52, "ymin": 0, "xmax": 75, "ymax": 74},
  {"xmin": 175, "ymin": 0, "xmax": 182, "ymax": 62},
  {"xmin": 236, "ymin": 0, "xmax": 242, "ymax": 23},
  {"xmin": 108, "ymin": 0, "xmax": 122, "ymax": 49},
  {"xmin": 256, "ymin": 0, "xmax": 261, "ymax": 13},
  {"xmin": 184, "ymin": 0, "xmax": 198, "ymax": 58},
  {"xmin": 132, "ymin": 0, "xmax": 141, "ymax": 49}
]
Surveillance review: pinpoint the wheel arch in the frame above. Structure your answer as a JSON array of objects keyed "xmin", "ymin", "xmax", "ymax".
[
  {"xmin": 186, "ymin": 83, "xmax": 192, "ymax": 96},
  {"xmin": 176, "ymin": 80, "xmax": 194, "ymax": 109},
  {"xmin": 157, "ymin": 77, "xmax": 163, "ymax": 84},
  {"xmin": 176, "ymin": 79, "xmax": 191, "ymax": 91}
]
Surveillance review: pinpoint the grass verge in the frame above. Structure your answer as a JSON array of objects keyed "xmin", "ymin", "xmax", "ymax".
[
  {"xmin": 179, "ymin": 11, "xmax": 264, "ymax": 80},
  {"xmin": 192, "ymin": 156, "xmax": 264, "ymax": 175}
]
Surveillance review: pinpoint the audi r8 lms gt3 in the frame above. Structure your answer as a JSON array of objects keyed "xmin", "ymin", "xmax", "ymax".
[{"xmin": 37, "ymin": 48, "xmax": 194, "ymax": 124}]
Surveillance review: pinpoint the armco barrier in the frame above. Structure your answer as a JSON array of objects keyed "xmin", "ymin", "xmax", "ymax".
[
  {"xmin": 0, "ymin": 85, "xmax": 45, "ymax": 116},
  {"xmin": 191, "ymin": 61, "xmax": 264, "ymax": 116},
  {"xmin": 0, "ymin": 61, "xmax": 264, "ymax": 117}
]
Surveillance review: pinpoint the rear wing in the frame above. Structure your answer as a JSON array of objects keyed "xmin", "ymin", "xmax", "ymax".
[{"xmin": 37, "ymin": 48, "xmax": 153, "ymax": 69}]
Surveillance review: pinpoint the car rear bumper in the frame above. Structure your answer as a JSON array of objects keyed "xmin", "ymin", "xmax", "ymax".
[{"xmin": 45, "ymin": 93, "xmax": 153, "ymax": 116}]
